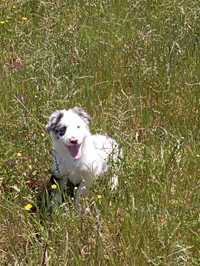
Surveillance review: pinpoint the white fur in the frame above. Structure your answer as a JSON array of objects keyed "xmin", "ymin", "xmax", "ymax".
[{"xmin": 47, "ymin": 107, "xmax": 121, "ymax": 202}]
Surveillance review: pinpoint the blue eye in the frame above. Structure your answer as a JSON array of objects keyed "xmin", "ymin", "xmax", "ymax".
[{"xmin": 58, "ymin": 126, "xmax": 66, "ymax": 136}]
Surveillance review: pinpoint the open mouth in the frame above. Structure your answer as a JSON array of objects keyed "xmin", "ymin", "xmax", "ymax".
[{"xmin": 66, "ymin": 143, "xmax": 82, "ymax": 160}]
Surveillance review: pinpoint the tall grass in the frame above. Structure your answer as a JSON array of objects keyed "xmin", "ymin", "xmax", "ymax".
[{"xmin": 1, "ymin": 0, "xmax": 200, "ymax": 265}]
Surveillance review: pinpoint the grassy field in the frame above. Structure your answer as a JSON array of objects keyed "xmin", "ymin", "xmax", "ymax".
[{"xmin": 1, "ymin": 0, "xmax": 200, "ymax": 265}]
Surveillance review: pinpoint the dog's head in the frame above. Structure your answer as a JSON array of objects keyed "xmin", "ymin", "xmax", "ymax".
[{"xmin": 46, "ymin": 107, "xmax": 91, "ymax": 160}]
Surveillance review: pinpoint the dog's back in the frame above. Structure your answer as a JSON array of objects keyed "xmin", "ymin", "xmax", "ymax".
[{"xmin": 80, "ymin": 134, "xmax": 120, "ymax": 177}]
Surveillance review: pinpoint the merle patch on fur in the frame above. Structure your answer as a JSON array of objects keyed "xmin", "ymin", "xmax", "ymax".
[
  {"xmin": 47, "ymin": 112, "xmax": 64, "ymax": 133},
  {"xmin": 72, "ymin": 107, "xmax": 91, "ymax": 125}
]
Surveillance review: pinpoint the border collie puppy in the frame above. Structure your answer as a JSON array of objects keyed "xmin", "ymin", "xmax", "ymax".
[{"xmin": 46, "ymin": 107, "xmax": 122, "ymax": 204}]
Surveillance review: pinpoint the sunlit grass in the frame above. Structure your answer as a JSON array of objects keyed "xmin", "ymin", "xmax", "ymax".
[{"xmin": 1, "ymin": 0, "xmax": 200, "ymax": 264}]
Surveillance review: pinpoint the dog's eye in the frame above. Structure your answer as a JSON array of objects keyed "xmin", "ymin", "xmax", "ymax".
[
  {"xmin": 77, "ymin": 125, "xmax": 80, "ymax": 129},
  {"xmin": 58, "ymin": 126, "xmax": 66, "ymax": 136}
]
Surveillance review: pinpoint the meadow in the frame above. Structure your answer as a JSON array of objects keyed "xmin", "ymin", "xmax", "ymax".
[{"xmin": 1, "ymin": 0, "xmax": 200, "ymax": 265}]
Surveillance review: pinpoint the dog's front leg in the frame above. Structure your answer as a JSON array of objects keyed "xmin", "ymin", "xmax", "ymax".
[
  {"xmin": 110, "ymin": 174, "xmax": 119, "ymax": 191},
  {"xmin": 75, "ymin": 180, "xmax": 87, "ymax": 205},
  {"xmin": 74, "ymin": 178, "xmax": 91, "ymax": 212}
]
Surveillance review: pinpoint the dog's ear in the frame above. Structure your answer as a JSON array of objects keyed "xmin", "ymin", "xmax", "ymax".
[
  {"xmin": 46, "ymin": 110, "xmax": 63, "ymax": 133},
  {"xmin": 72, "ymin": 107, "xmax": 91, "ymax": 125}
]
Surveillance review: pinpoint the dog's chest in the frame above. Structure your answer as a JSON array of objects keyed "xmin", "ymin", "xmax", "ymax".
[
  {"xmin": 54, "ymin": 152, "xmax": 90, "ymax": 184},
  {"xmin": 53, "ymin": 135, "xmax": 116, "ymax": 184},
  {"xmin": 58, "ymin": 155, "xmax": 82, "ymax": 175},
  {"xmin": 55, "ymin": 148, "xmax": 107, "ymax": 184}
]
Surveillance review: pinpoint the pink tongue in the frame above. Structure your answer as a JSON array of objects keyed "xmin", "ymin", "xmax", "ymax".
[{"xmin": 68, "ymin": 144, "xmax": 81, "ymax": 159}]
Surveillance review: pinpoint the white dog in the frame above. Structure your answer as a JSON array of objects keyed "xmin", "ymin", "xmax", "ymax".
[{"xmin": 46, "ymin": 107, "xmax": 122, "ymax": 204}]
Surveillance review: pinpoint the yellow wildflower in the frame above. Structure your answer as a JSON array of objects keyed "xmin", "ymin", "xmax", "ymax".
[
  {"xmin": 17, "ymin": 152, "xmax": 22, "ymax": 157},
  {"xmin": 24, "ymin": 203, "xmax": 33, "ymax": 211},
  {"xmin": 97, "ymin": 195, "xmax": 102, "ymax": 204},
  {"xmin": 0, "ymin": 21, "xmax": 5, "ymax": 25},
  {"xmin": 21, "ymin": 16, "xmax": 28, "ymax": 22},
  {"xmin": 51, "ymin": 184, "xmax": 57, "ymax": 190}
]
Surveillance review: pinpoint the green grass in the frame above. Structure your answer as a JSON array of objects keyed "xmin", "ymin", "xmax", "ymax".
[{"xmin": 1, "ymin": 0, "xmax": 200, "ymax": 265}]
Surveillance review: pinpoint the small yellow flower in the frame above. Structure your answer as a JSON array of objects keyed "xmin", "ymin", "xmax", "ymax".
[
  {"xmin": 0, "ymin": 21, "xmax": 5, "ymax": 25},
  {"xmin": 21, "ymin": 16, "xmax": 28, "ymax": 22},
  {"xmin": 97, "ymin": 195, "xmax": 102, "ymax": 204},
  {"xmin": 24, "ymin": 203, "xmax": 33, "ymax": 210},
  {"xmin": 51, "ymin": 184, "xmax": 57, "ymax": 190},
  {"xmin": 17, "ymin": 152, "xmax": 22, "ymax": 157}
]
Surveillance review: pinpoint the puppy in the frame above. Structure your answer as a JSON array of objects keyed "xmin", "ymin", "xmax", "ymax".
[{"xmin": 46, "ymin": 107, "xmax": 122, "ymax": 204}]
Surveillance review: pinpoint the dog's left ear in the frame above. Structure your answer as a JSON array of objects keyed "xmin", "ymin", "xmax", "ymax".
[
  {"xmin": 72, "ymin": 107, "xmax": 91, "ymax": 125},
  {"xmin": 46, "ymin": 110, "xmax": 63, "ymax": 133}
]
